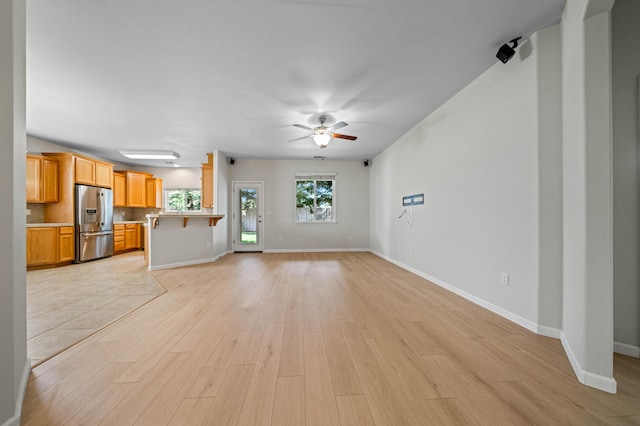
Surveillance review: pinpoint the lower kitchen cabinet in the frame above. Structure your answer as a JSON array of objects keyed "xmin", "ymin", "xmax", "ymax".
[
  {"xmin": 58, "ymin": 227, "xmax": 75, "ymax": 262},
  {"xmin": 114, "ymin": 223, "xmax": 143, "ymax": 254},
  {"xmin": 26, "ymin": 226, "xmax": 75, "ymax": 267}
]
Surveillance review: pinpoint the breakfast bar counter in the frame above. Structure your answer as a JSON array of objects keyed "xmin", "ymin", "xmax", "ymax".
[{"xmin": 145, "ymin": 213, "xmax": 225, "ymax": 270}]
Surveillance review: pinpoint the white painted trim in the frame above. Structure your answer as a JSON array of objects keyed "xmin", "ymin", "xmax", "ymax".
[
  {"xmin": 369, "ymin": 250, "xmax": 541, "ymax": 334},
  {"xmin": 262, "ymin": 248, "xmax": 369, "ymax": 253},
  {"xmin": 1, "ymin": 358, "xmax": 31, "ymax": 426},
  {"xmin": 537, "ymin": 325, "xmax": 563, "ymax": 339},
  {"xmin": 560, "ymin": 333, "xmax": 617, "ymax": 394},
  {"xmin": 368, "ymin": 250, "xmax": 620, "ymax": 394},
  {"xmin": 613, "ymin": 341, "xmax": 640, "ymax": 358},
  {"xmin": 147, "ymin": 250, "xmax": 231, "ymax": 271}
]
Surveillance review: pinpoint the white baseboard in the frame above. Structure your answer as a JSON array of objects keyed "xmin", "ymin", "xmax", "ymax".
[
  {"xmin": 369, "ymin": 250, "xmax": 541, "ymax": 335},
  {"xmin": 262, "ymin": 248, "xmax": 369, "ymax": 253},
  {"xmin": 537, "ymin": 324, "xmax": 563, "ymax": 339},
  {"xmin": 148, "ymin": 250, "xmax": 231, "ymax": 271},
  {"xmin": 561, "ymin": 333, "xmax": 617, "ymax": 394},
  {"xmin": 614, "ymin": 341, "xmax": 640, "ymax": 358},
  {"xmin": 1, "ymin": 358, "xmax": 31, "ymax": 426},
  {"xmin": 369, "ymin": 250, "xmax": 617, "ymax": 394}
]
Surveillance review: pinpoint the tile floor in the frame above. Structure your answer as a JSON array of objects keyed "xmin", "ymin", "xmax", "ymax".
[{"xmin": 26, "ymin": 251, "xmax": 165, "ymax": 365}]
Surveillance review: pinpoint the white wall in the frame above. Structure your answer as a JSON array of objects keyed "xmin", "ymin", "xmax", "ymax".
[
  {"xmin": 561, "ymin": 0, "xmax": 615, "ymax": 391},
  {"xmin": 213, "ymin": 151, "xmax": 230, "ymax": 255},
  {"xmin": 612, "ymin": 0, "xmax": 640, "ymax": 353},
  {"xmin": 370, "ymin": 28, "xmax": 562, "ymax": 329},
  {"xmin": 0, "ymin": 1, "xmax": 28, "ymax": 425},
  {"xmin": 229, "ymin": 159, "xmax": 369, "ymax": 251}
]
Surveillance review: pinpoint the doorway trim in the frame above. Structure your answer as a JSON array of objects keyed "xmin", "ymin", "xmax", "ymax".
[{"xmin": 232, "ymin": 181, "xmax": 264, "ymax": 252}]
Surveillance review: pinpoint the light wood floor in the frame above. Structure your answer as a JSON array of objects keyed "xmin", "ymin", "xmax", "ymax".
[{"xmin": 21, "ymin": 252, "xmax": 640, "ymax": 425}]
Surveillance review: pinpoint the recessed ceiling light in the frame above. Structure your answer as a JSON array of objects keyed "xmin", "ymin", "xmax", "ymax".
[{"xmin": 120, "ymin": 150, "xmax": 180, "ymax": 160}]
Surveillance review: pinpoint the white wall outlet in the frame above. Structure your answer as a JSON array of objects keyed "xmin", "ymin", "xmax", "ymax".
[
  {"xmin": 409, "ymin": 247, "xmax": 414, "ymax": 255},
  {"xmin": 26, "ymin": 209, "xmax": 31, "ymax": 215},
  {"xmin": 501, "ymin": 272, "xmax": 510, "ymax": 286},
  {"xmin": 206, "ymin": 242, "xmax": 212, "ymax": 248},
  {"xmin": 348, "ymin": 235, "xmax": 352, "ymax": 240}
]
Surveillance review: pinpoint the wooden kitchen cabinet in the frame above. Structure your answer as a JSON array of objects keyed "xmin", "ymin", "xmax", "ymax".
[
  {"xmin": 26, "ymin": 155, "xmax": 58, "ymax": 203},
  {"xmin": 145, "ymin": 178, "xmax": 163, "ymax": 208},
  {"xmin": 42, "ymin": 153, "xmax": 115, "ymax": 225},
  {"xmin": 114, "ymin": 224, "xmax": 125, "ymax": 252},
  {"xmin": 94, "ymin": 162, "xmax": 113, "ymax": 187},
  {"xmin": 58, "ymin": 227, "xmax": 75, "ymax": 262},
  {"xmin": 74, "ymin": 156, "xmax": 113, "ymax": 188},
  {"xmin": 27, "ymin": 226, "xmax": 76, "ymax": 267},
  {"xmin": 124, "ymin": 224, "xmax": 138, "ymax": 249},
  {"xmin": 113, "ymin": 172, "xmax": 127, "ymax": 207},
  {"xmin": 125, "ymin": 171, "xmax": 149, "ymax": 207},
  {"xmin": 74, "ymin": 157, "xmax": 95, "ymax": 185},
  {"xmin": 201, "ymin": 153, "xmax": 214, "ymax": 208},
  {"xmin": 26, "ymin": 227, "xmax": 58, "ymax": 266}
]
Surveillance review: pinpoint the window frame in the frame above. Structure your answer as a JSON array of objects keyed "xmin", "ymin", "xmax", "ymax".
[
  {"xmin": 164, "ymin": 188, "xmax": 203, "ymax": 213},
  {"xmin": 294, "ymin": 173, "xmax": 337, "ymax": 224}
]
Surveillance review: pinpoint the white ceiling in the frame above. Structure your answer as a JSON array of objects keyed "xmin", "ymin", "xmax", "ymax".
[{"xmin": 27, "ymin": 0, "xmax": 565, "ymax": 168}]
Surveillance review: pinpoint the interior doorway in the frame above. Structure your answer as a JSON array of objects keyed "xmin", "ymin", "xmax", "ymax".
[{"xmin": 232, "ymin": 181, "xmax": 264, "ymax": 252}]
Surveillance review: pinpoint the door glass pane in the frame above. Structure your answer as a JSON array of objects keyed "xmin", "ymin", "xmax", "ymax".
[{"xmin": 240, "ymin": 188, "xmax": 257, "ymax": 244}]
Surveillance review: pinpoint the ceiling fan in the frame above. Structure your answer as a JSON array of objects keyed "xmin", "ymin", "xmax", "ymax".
[{"xmin": 290, "ymin": 115, "xmax": 357, "ymax": 149}]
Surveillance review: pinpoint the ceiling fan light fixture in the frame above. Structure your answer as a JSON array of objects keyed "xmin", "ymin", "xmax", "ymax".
[
  {"xmin": 312, "ymin": 133, "xmax": 331, "ymax": 148},
  {"xmin": 119, "ymin": 150, "xmax": 180, "ymax": 160}
]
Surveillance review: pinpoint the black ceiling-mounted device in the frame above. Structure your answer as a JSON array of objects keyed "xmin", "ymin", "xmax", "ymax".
[{"xmin": 496, "ymin": 37, "xmax": 522, "ymax": 64}]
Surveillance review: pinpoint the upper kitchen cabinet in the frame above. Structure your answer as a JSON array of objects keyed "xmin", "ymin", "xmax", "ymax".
[
  {"xmin": 26, "ymin": 154, "xmax": 58, "ymax": 203},
  {"xmin": 74, "ymin": 155, "xmax": 113, "ymax": 188},
  {"xmin": 145, "ymin": 177, "xmax": 163, "ymax": 208},
  {"xmin": 201, "ymin": 153, "xmax": 214, "ymax": 209},
  {"xmin": 41, "ymin": 152, "xmax": 115, "ymax": 223},
  {"xmin": 113, "ymin": 172, "xmax": 127, "ymax": 207},
  {"xmin": 120, "ymin": 171, "xmax": 151, "ymax": 208}
]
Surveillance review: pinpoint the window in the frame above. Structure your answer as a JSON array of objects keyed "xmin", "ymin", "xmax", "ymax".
[
  {"xmin": 164, "ymin": 189, "xmax": 202, "ymax": 212},
  {"xmin": 295, "ymin": 174, "xmax": 336, "ymax": 222}
]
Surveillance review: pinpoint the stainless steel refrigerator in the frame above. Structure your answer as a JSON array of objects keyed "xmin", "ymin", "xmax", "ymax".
[{"xmin": 75, "ymin": 184, "xmax": 114, "ymax": 262}]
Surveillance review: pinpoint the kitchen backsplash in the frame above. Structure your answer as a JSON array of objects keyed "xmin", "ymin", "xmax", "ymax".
[{"xmin": 26, "ymin": 203, "xmax": 45, "ymax": 223}]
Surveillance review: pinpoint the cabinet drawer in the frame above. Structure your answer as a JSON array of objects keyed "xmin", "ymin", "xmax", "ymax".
[{"xmin": 59, "ymin": 226, "xmax": 74, "ymax": 235}]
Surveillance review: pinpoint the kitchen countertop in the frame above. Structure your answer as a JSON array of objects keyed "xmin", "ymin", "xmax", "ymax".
[
  {"xmin": 114, "ymin": 221, "xmax": 146, "ymax": 224},
  {"xmin": 26, "ymin": 223, "xmax": 73, "ymax": 228}
]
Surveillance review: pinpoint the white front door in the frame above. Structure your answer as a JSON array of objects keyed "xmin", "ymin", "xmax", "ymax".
[{"xmin": 232, "ymin": 181, "xmax": 264, "ymax": 252}]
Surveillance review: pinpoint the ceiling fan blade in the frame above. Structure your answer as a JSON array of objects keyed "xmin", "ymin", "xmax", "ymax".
[
  {"xmin": 289, "ymin": 135, "xmax": 311, "ymax": 142},
  {"xmin": 328, "ymin": 121, "xmax": 348, "ymax": 131},
  {"xmin": 332, "ymin": 133, "xmax": 357, "ymax": 141},
  {"xmin": 293, "ymin": 124, "xmax": 313, "ymax": 131}
]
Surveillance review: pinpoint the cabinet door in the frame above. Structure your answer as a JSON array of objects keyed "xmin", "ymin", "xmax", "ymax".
[
  {"xmin": 145, "ymin": 178, "xmax": 163, "ymax": 208},
  {"xmin": 26, "ymin": 227, "xmax": 58, "ymax": 265},
  {"xmin": 113, "ymin": 173, "xmax": 127, "ymax": 207},
  {"xmin": 58, "ymin": 227, "xmax": 75, "ymax": 262},
  {"xmin": 201, "ymin": 165, "xmax": 213, "ymax": 208},
  {"xmin": 126, "ymin": 172, "xmax": 146, "ymax": 207},
  {"xmin": 75, "ymin": 157, "xmax": 95, "ymax": 185},
  {"xmin": 94, "ymin": 162, "xmax": 113, "ymax": 188},
  {"xmin": 124, "ymin": 225, "xmax": 137, "ymax": 249},
  {"xmin": 26, "ymin": 156, "xmax": 42, "ymax": 202},
  {"xmin": 42, "ymin": 158, "xmax": 59, "ymax": 203}
]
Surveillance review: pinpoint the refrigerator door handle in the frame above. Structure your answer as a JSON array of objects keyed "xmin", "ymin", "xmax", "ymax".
[{"xmin": 82, "ymin": 231, "xmax": 113, "ymax": 238}]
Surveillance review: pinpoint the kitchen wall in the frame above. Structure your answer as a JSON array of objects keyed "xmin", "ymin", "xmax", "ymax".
[
  {"xmin": 370, "ymin": 25, "xmax": 563, "ymax": 332},
  {"xmin": 229, "ymin": 158, "xmax": 369, "ymax": 251},
  {"xmin": 612, "ymin": 0, "xmax": 640, "ymax": 355}
]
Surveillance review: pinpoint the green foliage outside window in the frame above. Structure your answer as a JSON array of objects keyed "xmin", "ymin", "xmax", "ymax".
[
  {"xmin": 166, "ymin": 189, "xmax": 201, "ymax": 212},
  {"xmin": 296, "ymin": 179, "xmax": 334, "ymax": 222}
]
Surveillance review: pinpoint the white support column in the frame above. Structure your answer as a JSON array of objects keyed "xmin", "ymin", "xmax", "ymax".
[
  {"xmin": 0, "ymin": 0, "xmax": 28, "ymax": 425},
  {"xmin": 561, "ymin": 0, "xmax": 616, "ymax": 393}
]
